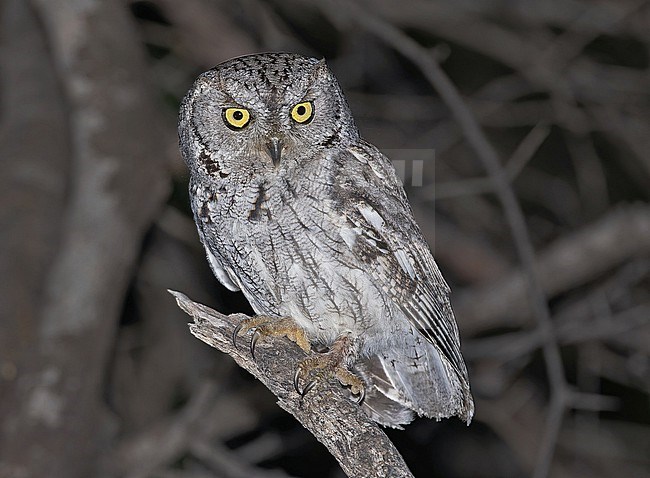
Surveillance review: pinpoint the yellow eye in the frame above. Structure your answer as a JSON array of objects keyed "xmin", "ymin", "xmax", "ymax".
[
  {"xmin": 223, "ymin": 107, "xmax": 251, "ymax": 129},
  {"xmin": 291, "ymin": 101, "xmax": 314, "ymax": 124}
]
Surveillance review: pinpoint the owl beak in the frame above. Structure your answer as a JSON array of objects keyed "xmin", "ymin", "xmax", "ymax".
[{"xmin": 266, "ymin": 137, "xmax": 283, "ymax": 167}]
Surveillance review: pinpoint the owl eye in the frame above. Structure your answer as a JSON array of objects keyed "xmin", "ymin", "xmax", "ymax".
[
  {"xmin": 223, "ymin": 107, "xmax": 251, "ymax": 129},
  {"xmin": 291, "ymin": 101, "xmax": 314, "ymax": 124}
]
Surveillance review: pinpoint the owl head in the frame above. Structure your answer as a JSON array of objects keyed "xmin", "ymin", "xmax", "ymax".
[{"xmin": 179, "ymin": 53, "xmax": 359, "ymax": 182}]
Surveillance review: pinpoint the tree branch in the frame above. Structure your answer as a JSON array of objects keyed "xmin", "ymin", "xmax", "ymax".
[
  {"xmin": 457, "ymin": 204, "xmax": 650, "ymax": 334},
  {"xmin": 168, "ymin": 290, "xmax": 414, "ymax": 478}
]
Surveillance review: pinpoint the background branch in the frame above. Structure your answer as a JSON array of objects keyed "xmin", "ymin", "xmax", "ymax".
[{"xmin": 2, "ymin": 0, "xmax": 648, "ymax": 476}]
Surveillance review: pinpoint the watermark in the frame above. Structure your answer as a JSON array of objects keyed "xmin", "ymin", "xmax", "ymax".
[
  {"xmin": 381, "ymin": 148, "xmax": 435, "ymax": 188},
  {"xmin": 380, "ymin": 148, "xmax": 438, "ymax": 252}
]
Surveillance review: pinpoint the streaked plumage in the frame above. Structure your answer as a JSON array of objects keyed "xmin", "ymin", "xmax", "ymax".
[{"xmin": 179, "ymin": 52, "xmax": 474, "ymax": 427}]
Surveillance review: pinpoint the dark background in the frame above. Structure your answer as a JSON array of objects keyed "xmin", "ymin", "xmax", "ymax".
[{"xmin": 1, "ymin": 0, "xmax": 649, "ymax": 477}]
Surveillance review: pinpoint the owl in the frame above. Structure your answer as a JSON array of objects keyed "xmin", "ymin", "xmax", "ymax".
[{"xmin": 178, "ymin": 52, "xmax": 474, "ymax": 427}]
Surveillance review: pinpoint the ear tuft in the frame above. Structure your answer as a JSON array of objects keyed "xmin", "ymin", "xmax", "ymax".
[{"xmin": 311, "ymin": 58, "xmax": 331, "ymax": 81}]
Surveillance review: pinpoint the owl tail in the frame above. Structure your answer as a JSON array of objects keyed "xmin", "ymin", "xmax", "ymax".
[{"xmin": 355, "ymin": 340, "xmax": 474, "ymax": 428}]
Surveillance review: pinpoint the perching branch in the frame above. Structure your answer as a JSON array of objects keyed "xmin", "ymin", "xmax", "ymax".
[{"xmin": 168, "ymin": 290, "xmax": 414, "ymax": 478}]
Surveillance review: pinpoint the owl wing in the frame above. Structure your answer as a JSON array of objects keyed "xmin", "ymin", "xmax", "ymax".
[
  {"xmin": 337, "ymin": 142, "xmax": 469, "ymax": 384},
  {"xmin": 189, "ymin": 177, "xmax": 241, "ymax": 292}
]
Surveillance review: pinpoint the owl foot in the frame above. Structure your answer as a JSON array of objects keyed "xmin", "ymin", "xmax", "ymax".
[
  {"xmin": 294, "ymin": 335, "xmax": 366, "ymax": 404},
  {"xmin": 232, "ymin": 315, "xmax": 311, "ymax": 359}
]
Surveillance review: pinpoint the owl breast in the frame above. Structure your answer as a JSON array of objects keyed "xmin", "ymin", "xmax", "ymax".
[{"xmin": 194, "ymin": 159, "xmax": 407, "ymax": 351}]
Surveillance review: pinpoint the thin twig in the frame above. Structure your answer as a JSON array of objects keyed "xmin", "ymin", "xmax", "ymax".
[
  {"xmin": 431, "ymin": 123, "xmax": 550, "ymax": 199},
  {"xmin": 464, "ymin": 303, "xmax": 650, "ymax": 361},
  {"xmin": 190, "ymin": 440, "xmax": 294, "ymax": 478}
]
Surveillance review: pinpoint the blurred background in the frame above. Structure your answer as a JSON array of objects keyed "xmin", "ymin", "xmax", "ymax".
[{"xmin": 1, "ymin": 0, "xmax": 649, "ymax": 477}]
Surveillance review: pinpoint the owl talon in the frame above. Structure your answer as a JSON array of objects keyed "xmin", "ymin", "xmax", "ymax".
[
  {"xmin": 232, "ymin": 315, "xmax": 311, "ymax": 359},
  {"xmin": 301, "ymin": 380, "xmax": 316, "ymax": 397},
  {"xmin": 293, "ymin": 365, "xmax": 315, "ymax": 396},
  {"xmin": 293, "ymin": 334, "xmax": 365, "ymax": 403},
  {"xmin": 354, "ymin": 385, "xmax": 366, "ymax": 404},
  {"xmin": 232, "ymin": 322, "xmax": 244, "ymax": 349},
  {"xmin": 250, "ymin": 329, "xmax": 262, "ymax": 360},
  {"xmin": 293, "ymin": 367, "xmax": 303, "ymax": 394}
]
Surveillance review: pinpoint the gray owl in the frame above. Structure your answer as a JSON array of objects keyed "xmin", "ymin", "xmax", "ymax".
[{"xmin": 178, "ymin": 52, "xmax": 474, "ymax": 427}]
